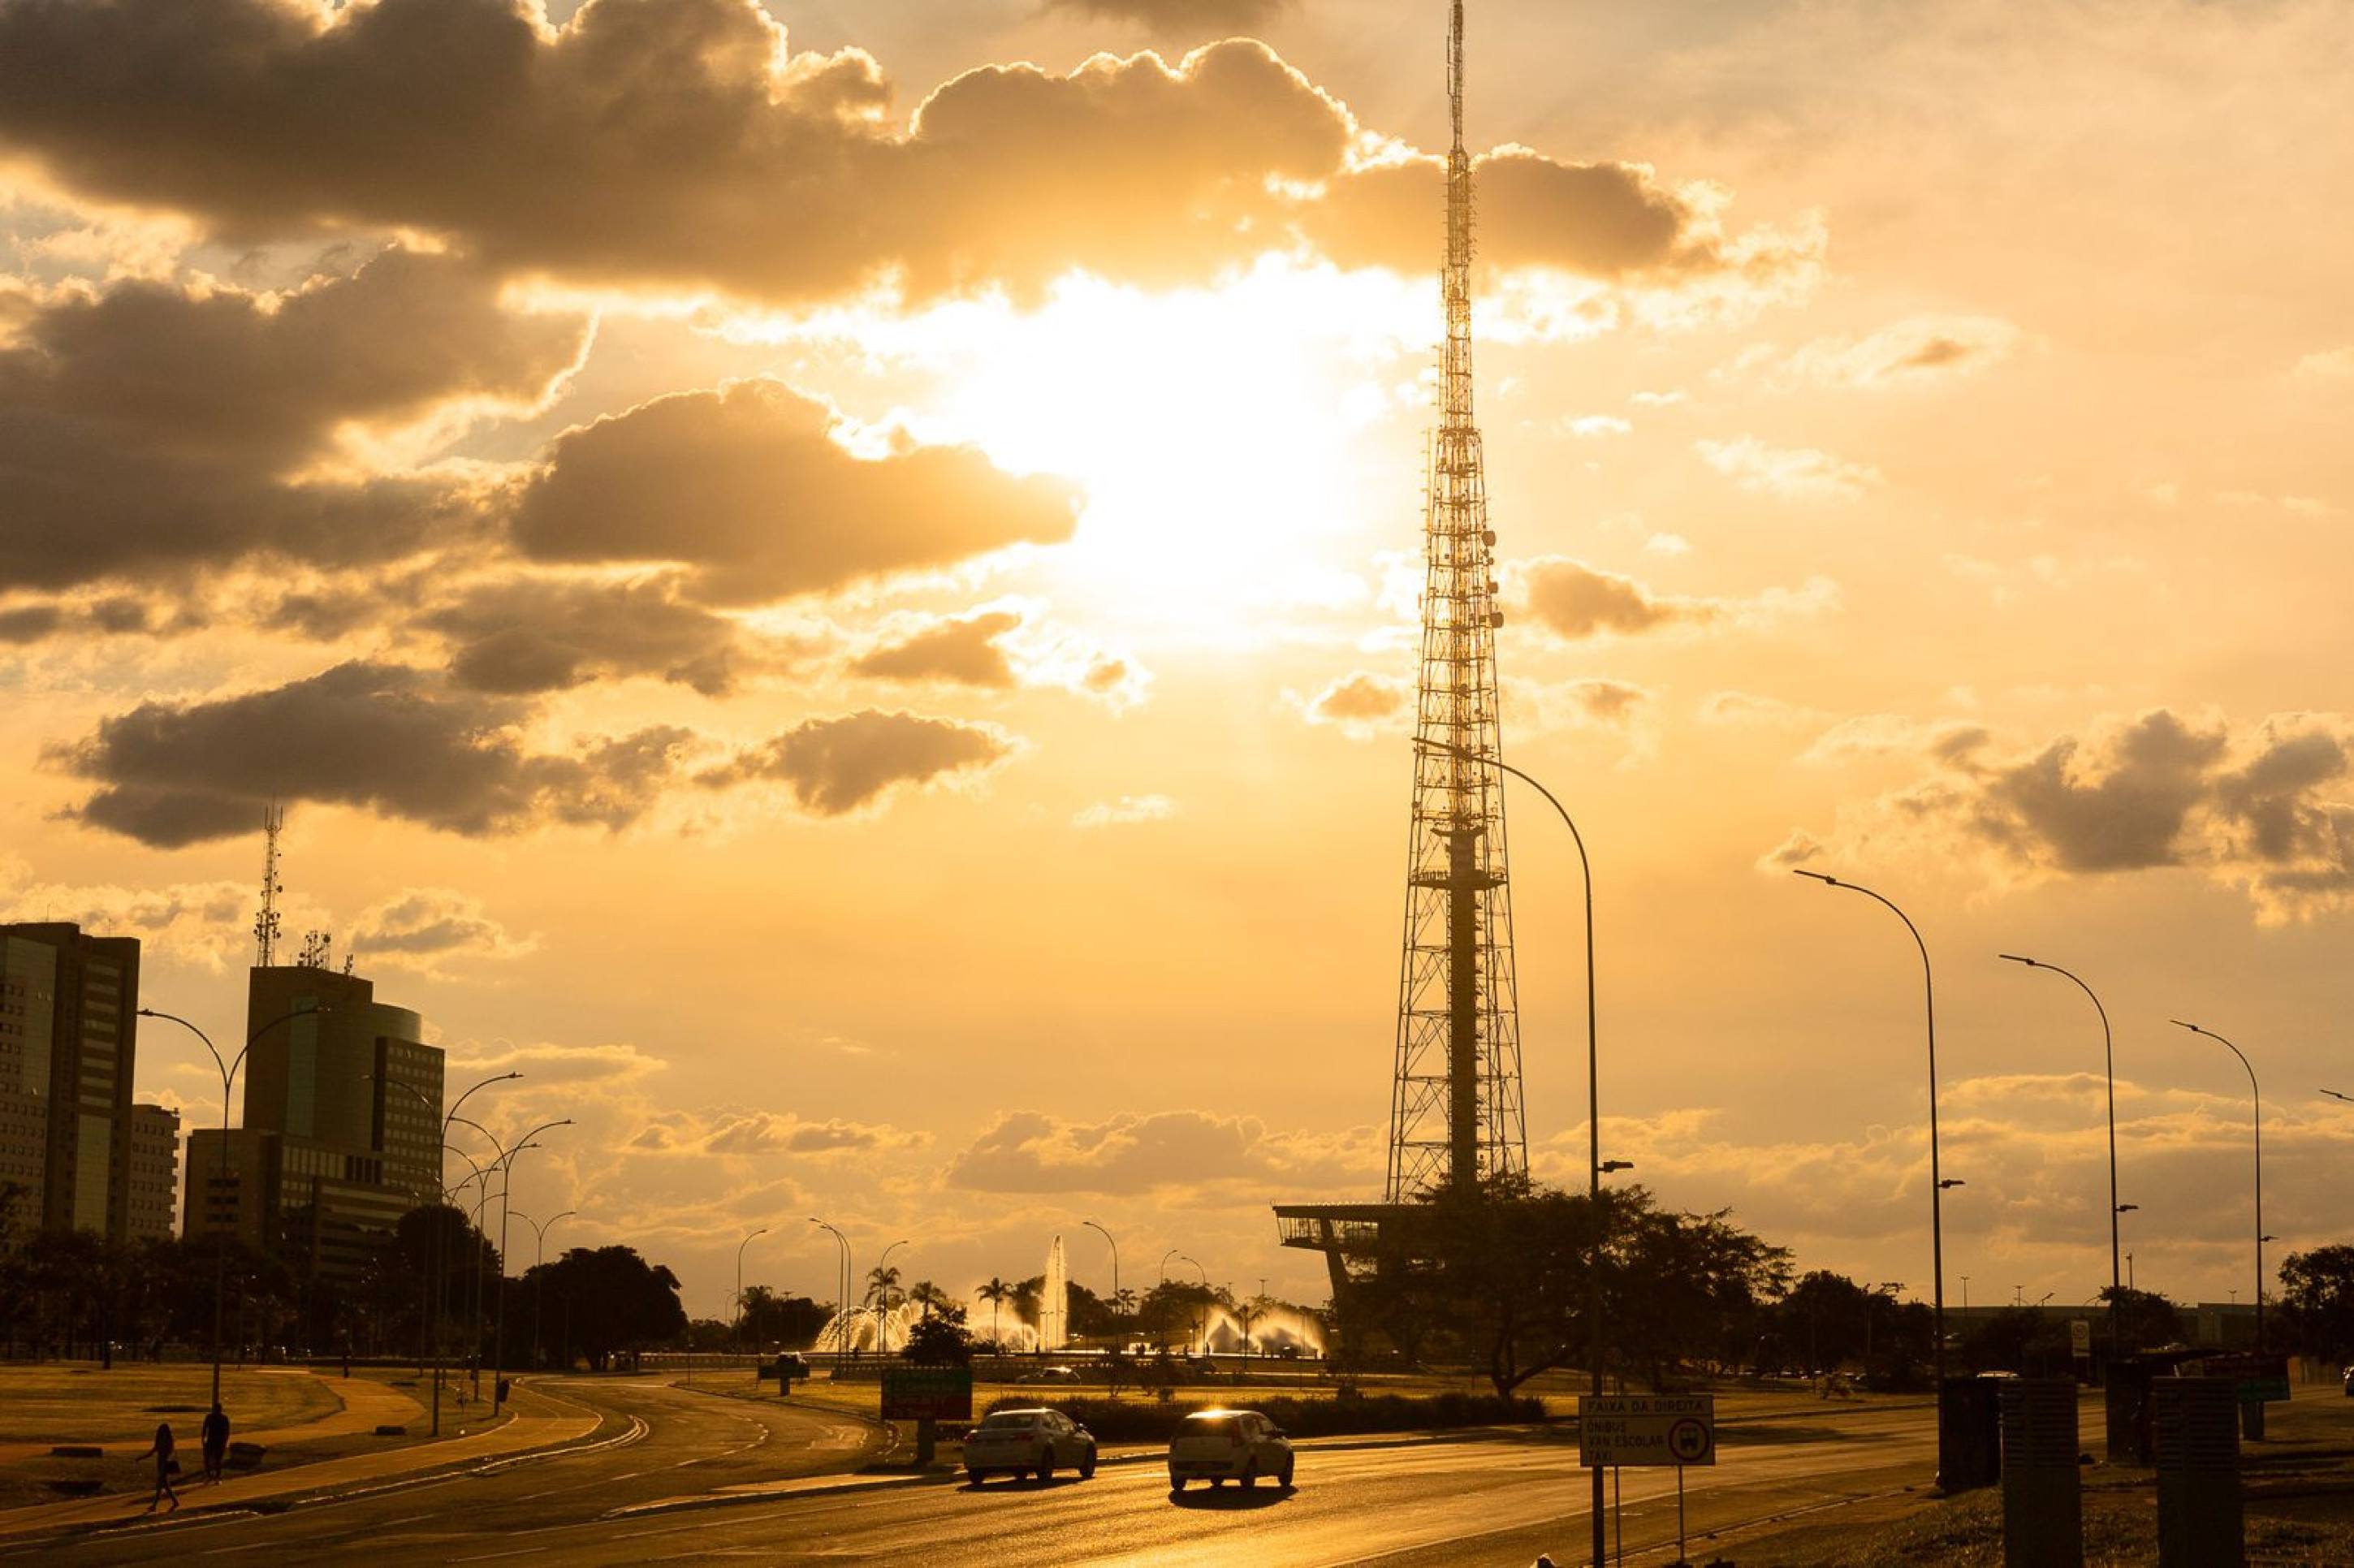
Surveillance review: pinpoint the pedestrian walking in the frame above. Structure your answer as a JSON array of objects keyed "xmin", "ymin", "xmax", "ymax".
[
  {"xmin": 200, "ymin": 1403, "xmax": 231, "ymax": 1484},
  {"xmin": 138, "ymin": 1422, "xmax": 179, "ymax": 1512}
]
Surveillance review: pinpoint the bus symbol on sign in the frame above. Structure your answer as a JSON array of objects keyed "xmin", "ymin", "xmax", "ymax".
[{"xmin": 1667, "ymin": 1419, "xmax": 1713, "ymax": 1463}]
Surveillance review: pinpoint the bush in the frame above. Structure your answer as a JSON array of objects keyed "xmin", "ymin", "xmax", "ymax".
[{"xmin": 978, "ymin": 1390, "xmax": 1543, "ymax": 1444}]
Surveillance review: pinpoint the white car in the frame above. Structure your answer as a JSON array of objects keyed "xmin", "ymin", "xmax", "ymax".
[
  {"xmin": 1166, "ymin": 1409, "xmax": 1295, "ymax": 1490},
  {"xmin": 963, "ymin": 1408, "xmax": 1098, "ymax": 1484}
]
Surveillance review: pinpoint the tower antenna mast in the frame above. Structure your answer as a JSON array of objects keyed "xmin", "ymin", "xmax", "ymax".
[
  {"xmin": 1386, "ymin": 0, "xmax": 1526, "ymax": 1199},
  {"xmin": 254, "ymin": 804, "xmax": 284, "ymax": 967}
]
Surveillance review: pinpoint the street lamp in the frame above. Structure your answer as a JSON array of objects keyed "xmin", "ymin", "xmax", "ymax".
[
  {"xmin": 135, "ymin": 1004, "xmax": 325, "ymax": 1409},
  {"xmin": 452, "ymin": 1113, "xmax": 572, "ymax": 1411},
  {"xmin": 1180, "ymin": 1255, "xmax": 1207, "ymax": 1355},
  {"xmin": 508, "ymin": 1207, "xmax": 575, "ymax": 1369},
  {"xmin": 809, "ymin": 1219, "xmax": 849, "ymax": 1357},
  {"xmin": 2001, "ymin": 955, "xmax": 2124, "ymax": 1355},
  {"xmin": 1082, "ymin": 1220, "xmax": 1121, "ymax": 1346},
  {"xmin": 737, "ymin": 1226, "xmax": 771, "ymax": 1350},
  {"xmin": 1793, "ymin": 870, "xmax": 1950, "ymax": 1481},
  {"xmin": 1415, "ymin": 735, "xmax": 1607, "ymax": 1568},
  {"xmin": 2170, "ymin": 1022, "xmax": 2265, "ymax": 1353}
]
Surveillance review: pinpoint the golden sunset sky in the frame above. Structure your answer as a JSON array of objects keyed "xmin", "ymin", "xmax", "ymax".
[{"xmin": 2, "ymin": 0, "xmax": 2349, "ymax": 1318}]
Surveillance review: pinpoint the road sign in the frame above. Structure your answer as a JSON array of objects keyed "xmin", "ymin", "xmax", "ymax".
[
  {"xmin": 2070, "ymin": 1320, "xmax": 2092, "ymax": 1355},
  {"xmin": 880, "ymin": 1365, "xmax": 974, "ymax": 1421},
  {"xmin": 1579, "ymin": 1394, "xmax": 1716, "ymax": 1467}
]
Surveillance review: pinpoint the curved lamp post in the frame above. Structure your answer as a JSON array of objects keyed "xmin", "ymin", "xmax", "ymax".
[
  {"xmin": 1415, "ymin": 735, "xmax": 1607, "ymax": 1568},
  {"xmin": 809, "ymin": 1219, "xmax": 849, "ymax": 1356},
  {"xmin": 452, "ymin": 1114, "xmax": 572, "ymax": 1411},
  {"xmin": 511, "ymin": 1207, "xmax": 576, "ymax": 1369},
  {"xmin": 2000, "ymin": 955, "xmax": 2123, "ymax": 1351},
  {"xmin": 1082, "ymin": 1220, "xmax": 1121, "ymax": 1345},
  {"xmin": 135, "ymin": 1004, "xmax": 324, "ymax": 1408},
  {"xmin": 736, "ymin": 1226, "xmax": 771, "ymax": 1350},
  {"xmin": 2170, "ymin": 1022, "xmax": 2265, "ymax": 1350},
  {"xmin": 1794, "ymin": 870, "xmax": 1949, "ymax": 1482}
]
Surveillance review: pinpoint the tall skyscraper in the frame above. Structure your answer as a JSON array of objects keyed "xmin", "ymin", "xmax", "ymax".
[{"xmin": 0, "ymin": 922, "xmax": 141, "ymax": 1238}]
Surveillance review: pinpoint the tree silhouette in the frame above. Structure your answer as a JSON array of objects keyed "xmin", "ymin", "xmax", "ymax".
[{"xmin": 976, "ymin": 1276, "xmax": 1013, "ymax": 1350}]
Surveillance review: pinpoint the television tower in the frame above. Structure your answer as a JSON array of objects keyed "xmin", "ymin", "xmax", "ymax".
[{"xmin": 1386, "ymin": 0, "xmax": 1526, "ymax": 1199}]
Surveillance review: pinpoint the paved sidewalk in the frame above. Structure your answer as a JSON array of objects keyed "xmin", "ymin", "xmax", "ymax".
[{"xmin": 0, "ymin": 1379, "xmax": 605, "ymax": 1540}]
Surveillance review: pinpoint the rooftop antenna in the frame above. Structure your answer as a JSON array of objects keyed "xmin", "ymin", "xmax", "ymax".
[{"xmin": 254, "ymin": 804, "xmax": 284, "ymax": 967}]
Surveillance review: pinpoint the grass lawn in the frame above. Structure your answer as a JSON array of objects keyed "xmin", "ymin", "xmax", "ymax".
[
  {"xmin": 0, "ymin": 1364, "xmax": 339, "ymax": 1445},
  {"xmin": 1740, "ymin": 1484, "xmax": 2354, "ymax": 1566}
]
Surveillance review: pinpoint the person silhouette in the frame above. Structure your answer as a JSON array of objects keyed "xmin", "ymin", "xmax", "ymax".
[
  {"xmin": 138, "ymin": 1421, "xmax": 179, "ymax": 1512},
  {"xmin": 200, "ymin": 1403, "xmax": 231, "ymax": 1484}
]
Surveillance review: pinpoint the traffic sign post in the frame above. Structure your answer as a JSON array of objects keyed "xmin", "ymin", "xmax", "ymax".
[
  {"xmin": 1580, "ymin": 1395, "xmax": 1715, "ymax": 1566},
  {"xmin": 1579, "ymin": 1393, "xmax": 1716, "ymax": 1467}
]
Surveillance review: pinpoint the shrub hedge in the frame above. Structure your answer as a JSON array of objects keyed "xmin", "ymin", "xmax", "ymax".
[{"xmin": 977, "ymin": 1390, "xmax": 1544, "ymax": 1444}]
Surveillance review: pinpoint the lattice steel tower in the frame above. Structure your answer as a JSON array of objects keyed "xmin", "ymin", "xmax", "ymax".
[{"xmin": 1385, "ymin": 0, "xmax": 1526, "ymax": 1200}]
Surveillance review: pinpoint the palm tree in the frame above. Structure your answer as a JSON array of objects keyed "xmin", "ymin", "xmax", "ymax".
[
  {"xmin": 909, "ymin": 1281, "xmax": 955, "ymax": 1321},
  {"xmin": 865, "ymin": 1264, "xmax": 903, "ymax": 1312},
  {"xmin": 976, "ymin": 1277, "xmax": 1013, "ymax": 1354}
]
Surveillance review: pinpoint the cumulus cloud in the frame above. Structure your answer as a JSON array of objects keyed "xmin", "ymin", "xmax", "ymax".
[
  {"xmin": 1294, "ymin": 670, "xmax": 1410, "ymax": 738},
  {"xmin": 512, "ymin": 379, "xmax": 1080, "ymax": 604},
  {"xmin": 450, "ymin": 1039, "xmax": 667, "ymax": 1086},
  {"xmin": 0, "ymin": 855, "xmax": 247, "ymax": 964},
  {"xmin": 0, "ymin": 247, "xmax": 583, "ymax": 590},
  {"xmin": 700, "ymin": 708, "xmax": 1014, "ymax": 815},
  {"xmin": 850, "ymin": 610, "xmax": 1022, "ymax": 688},
  {"xmin": 628, "ymin": 1109, "xmax": 926, "ymax": 1158},
  {"xmin": 1542, "ymin": 1075, "xmax": 2354, "ymax": 1289},
  {"xmin": 1518, "ymin": 559, "xmax": 1710, "ymax": 638},
  {"xmin": 1513, "ymin": 557, "xmax": 1839, "ymax": 641},
  {"xmin": 945, "ymin": 1108, "xmax": 1378, "ymax": 1194},
  {"xmin": 1782, "ymin": 708, "xmax": 2354, "ymax": 920},
  {"xmin": 423, "ymin": 573, "xmax": 751, "ymax": 696},
  {"xmin": 51, "ymin": 661, "xmax": 695, "ymax": 847},
  {"xmin": 0, "ymin": 4, "xmax": 1788, "ymax": 308},
  {"xmin": 349, "ymin": 887, "xmax": 534, "ymax": 968},
  {"xmin": 1696, "ymin": 436, "xmax": 1881, "ymax": 500}
]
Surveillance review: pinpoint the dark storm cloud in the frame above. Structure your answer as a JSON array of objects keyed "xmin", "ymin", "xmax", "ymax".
[
  {"xmin": 849, "ymin": 611, "xmax": 1022, "ymax": 688},
  {"xmin": 699, "ymin": 708, "xmax": 1011, "ymax": 815},
  {"xmin": 52, "ymin": 661, "xmax": 693, "ymax": 847},
  {"xmin": 425, "ymin": 575, "xmax": 749, "ymax": 696},
  {"xmin": 0, "ymin": 248, "xmax": 583, "ymax": 590},
  {"xmin": 512, "ymin": 379, "xmax": 1079, "ymax": 604},
  {"xmin": 0, "ymin": 0, "xmax": 1772, "ymax": 305}
]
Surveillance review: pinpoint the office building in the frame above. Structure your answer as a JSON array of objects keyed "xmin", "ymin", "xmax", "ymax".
[
  {"xmin": 126, "ymin": 1102, "xmax": 180, "ymax": 1241},
  {"xmin": 0, "ymin": 922, "xmax": 141, "ymax": 1239},
  {"xmin": 185, "ymin": 958, "xmax": 443, "ymax": 1279}
]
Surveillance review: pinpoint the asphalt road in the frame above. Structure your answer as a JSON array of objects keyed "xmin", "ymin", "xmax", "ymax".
[{"xmin": 11, "ymin": 1380, "xmax": 1940, "ymax": 1566}]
